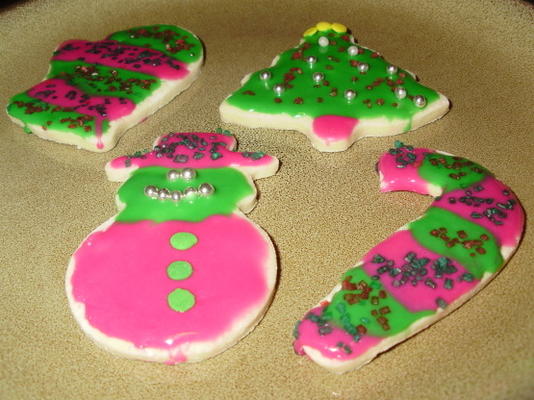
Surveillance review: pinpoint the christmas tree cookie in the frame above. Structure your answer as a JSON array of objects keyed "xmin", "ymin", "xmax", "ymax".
[
  {"xmin": 220, "ymin": 22, "xmax": 449, "ymax": 152},
  {"xmin": 7, "ymin": 25, "xmax": 203, "ymax": 152},
  {"xmin": 294, "ymin": 142, "xmax": 524, "ymax": 373},
  {"xmin": 66, "ymin": 131, "xmax": 279, "ymax": 363}
]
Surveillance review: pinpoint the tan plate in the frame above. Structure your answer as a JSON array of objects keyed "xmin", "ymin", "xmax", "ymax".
[{"xmin": 1, "ymin": 0, "xmax": 533, "ymax": 399}]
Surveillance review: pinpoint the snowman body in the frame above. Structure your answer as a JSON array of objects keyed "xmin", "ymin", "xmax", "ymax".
[{"xmin": 66, "ymin": 132, "xmax": 278, "ymax": 363}]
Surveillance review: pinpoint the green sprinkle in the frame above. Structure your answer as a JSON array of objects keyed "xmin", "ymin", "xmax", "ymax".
[
  {"xmin": 460, "ymin": 273, "xmax": 475, "ymax": 282},
  {"xmin": 372, "ymin": 254, "xmax": 385, "ymax": 263},
  {"xmin": 293, "ymin": 320, "xmax": 301, "ymax": 339},
  {"xmin": 370, "ymin": 281, "xmax": 382, "ymax": 289},
  {"xmin": 436, "ymin": 297, "xmax": 448, "ymax": 309}
]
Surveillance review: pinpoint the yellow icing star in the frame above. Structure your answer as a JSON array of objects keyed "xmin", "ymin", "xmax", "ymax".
[
  {"xmin": 303, "ymin": 27, "xmax": 318, "ymax": 37},
  {"xmin": 304, "ymin": 22, "xmax": 348, "ymax": 37},
  {"xmin": 316, "ymin": 22, "xmax": 332, "ymax": 31},
  {"xmin": 331, "ymin": 23, "xmax": 347, "ymax": 33}
]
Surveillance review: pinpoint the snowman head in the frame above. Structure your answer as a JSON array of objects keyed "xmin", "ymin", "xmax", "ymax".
[{"xmin": 106, "ymin": 131, "xmax": 279, "ymax": 222}]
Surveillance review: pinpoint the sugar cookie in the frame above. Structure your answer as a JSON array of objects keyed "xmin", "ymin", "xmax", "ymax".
[
  {"xmin": 66, "ymin": 131, "xmax": 279, "ymax": 363},
  {"xmin": 7, "ymin": 25, "xmax": 203, "ymax": 151},
  {"xmin": 220, "ymin": 22, "xmax": 449, "ymax": 152},
  {"xmin": 293, "ymin": 142, "xmax": 524, "ymax": 373}
]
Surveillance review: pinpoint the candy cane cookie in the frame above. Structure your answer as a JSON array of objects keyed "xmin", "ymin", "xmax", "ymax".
[
  {"xmin": 66, "ymin": 131, "xmax": 278, "ymax": 363},
  {"xmin": 293, "ymin": 142, "xmax": 524, "ymax": 373},
  {"xmin": 7, "ymin": 25, "xmax": 203, "ymax": 151},
  {"xmin": 220, "ymin": 22, "xmax": 449, "ymax": 152}
]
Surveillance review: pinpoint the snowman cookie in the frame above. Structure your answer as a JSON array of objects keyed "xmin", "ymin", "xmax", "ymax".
[
  {"xmin": 66, "ymin": 131, "xmax": 279, "ymax": 363},
  {"xmin": 7, "ymin": 25, "xmax": 203, "ymax": 152},
  {"xmin": 220, "ymin": 22, "xmax": 449, "ymax": 152},
  {"xmin": 293, "ymin": 142, "xmax": 524, "ymax": 373}
]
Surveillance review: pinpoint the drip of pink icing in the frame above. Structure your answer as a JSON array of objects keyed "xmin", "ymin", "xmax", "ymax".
[
  {"xmin": 53, "ymin": 40, "xmax": 189, "ymax": 80},
  {"xmin": 28, "ymin": 78, "xmax": 135, "ymax": 149},
  {"xmin": 433, "ymin": 176, "xmax": 524, "ymax": 249},
  {"xmin": 293, "ymin": 306, "xmax": 382, "ymax": 361},
  {"xmin": 71, "ymin": 214, "xmax": 271, "ymax": 360},
  {"xmin": 312, "ymin": 115, "xmax": 358, "ymax": 143},
  {"xmin": 109, "ymin": 132, "xmax": 275, "ymax": 171},
  {"xmin": 378, "ymin": 147, "xmax": 433, "ymax": 194},
  {"xmin": 361, "ymin": 230, "xmax": 477, "ymax": 312}
]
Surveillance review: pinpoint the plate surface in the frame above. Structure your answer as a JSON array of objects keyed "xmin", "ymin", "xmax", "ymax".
[{"xmin": 1, "ymin": 1, "xmax": 533, "ymax": 399}]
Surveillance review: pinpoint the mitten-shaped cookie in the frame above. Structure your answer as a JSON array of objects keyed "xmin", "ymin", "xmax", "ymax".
[
  {"xmin": 66, "ymin": 131, "xmax": 278, "ymax": 363},
  {"xmin": 220, "ymin": 22, "xmax": 449, "ymax": 152},
  {"xmin": 294, "ymin": 142, "xmax": 524, "ymax": 373},
  {"xmin": 7, "ymin": 25, "xmax": 203, "ymax": 151}
]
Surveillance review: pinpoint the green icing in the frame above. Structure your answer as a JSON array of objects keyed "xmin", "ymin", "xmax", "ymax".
[
  {"xmin": 409, "ymin": 207, "xmax": 503, "ymax": 279},
  {"xmin": 419, "ymin": 153, "xmax": 490, "ymax": 191},
  {"xmin": 225, "ymin": 28, "xmax": 440, "ymax": 120},
  {"xmin": 108, "ymin": 24, "xmax": 203, "ymax": 64},
  {"xmin": 7, "ymin": 92, "xmax": 108, "ymax": 137},
  {"xmin": 322, "ymin": 266, "xmax": 433, "ymax": 337},
  {"xmin": 167, "ymin": 288, "xmax": 195, "ymax": 312},
  {"xmin": 47, "ymin": 60, "xmax": 161, "ymax": 103},
  {"xmin": 167, "ymin": 261, "xmax": 193, "ymax": 280},
  {"xmin": 170, "ymin": 233, "xmax": 198, "ymax": 251},
  {"xmin": 116, "ymin": 166, "xmax": 254, "ymax": 222}
]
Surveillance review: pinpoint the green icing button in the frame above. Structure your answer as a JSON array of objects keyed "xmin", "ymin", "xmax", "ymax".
[
  {"xmin": 167, "ymin": 261, "xmax": 193, "ymax": 280},
  {"xmin": 167, "ymin": 288, "xmax": 195, "ymax": 312},
  {"xmin": 170, "ymin": 232, "xmax": 198, "ymax": 250}
]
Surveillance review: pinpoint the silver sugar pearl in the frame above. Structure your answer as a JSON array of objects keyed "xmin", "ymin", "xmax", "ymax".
[
  {"xmin": 183, "ymin": 187, "xmax": 198, "ymax": 196},
  {"xmin": 158, "ymin": 188, "xmax": 170, "ymax": 200},
  {"xmin": 259, "ymin": 70, "xmax": 271, "ymax": 80},
  {"xmin": 273, "ymin": 84, "xmax": 285, "ymax": 96},
  {"xmin": 171, "ymin": 190, "xmax": 182, "ymax": 201},
  {"xmin": 181, "ymin": 168, "xmax": 196, "ymax": 180},
  {"xmin": 144, "ymin": 185, "xmax": 159, "ymax": 198},
  {"xmin": 358, "ymin": 63, "xmax": 369, "ymax": 73},
  {"xmin": 312, "ymin": 72, "xmax": 324, "ymax": 83},
  {"xmin": 344, "ymin": 89, "xmax": 357, "ymax": 101},
  {"xmin": 167, "ymin": 169, "xmax": 181, "ymax": 180},
  {"xmin": 394, "ymin": 86, "xmax": 407, "ymax": 99},
  {"xmin": 413, "ymin": 95, "xmax": 427, "ymax": 108},
  {"xmin": 198, "ymin": 183, "xmax": 215, "ymax": 196},
  {"xmin": 386, "ymin": 65, "xmax": 398, "ymax": 75},
  {"xmin": 318, "ymin": 36, "xmax": 329, "ymax": 47},
  {"xmin": 306, "ymin": 55, "xmax": 317, "ymax": 64},
  {"xmin": 347, "ymin": 45, "xmax": 359, "ymax": 56}
]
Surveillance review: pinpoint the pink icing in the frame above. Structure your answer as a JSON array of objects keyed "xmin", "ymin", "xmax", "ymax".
[
  {"xmin": 71, "ymin": 214, "xmax": 271, "ymax": 361},
  {"xmin": 295, "ymin": 146, "xmax": 525, "ymax": 367},
  {"xmin": 378, "ymin": 147, "xmax": 433, "ymax": 195},
  {"xmin": 53, "ymin": 40, "xmax": 189, "ymax": 80},
  {"xmin": 378, "ymin": 147, "xmax": 524, "ymax": 249},
  {"xmin": 108, "ymin": 132, "xmax": 275, "ymax": 173},
  {"xmin": 312, "ymin": 115, "xmax": 358, "ymax": 143},
  {"xmin": 361, "ymin": 230, "xmax": 477, "ymax": 312},
  {"xmin": 433, "ymin": 176, "xmax": 524, "ymax": 249},
  {"xmin": 293, "ymin": 306, "xmax": 382, "ymax": 361},
  {"xmin": 28, "ymin": 78, "xmax": 135, "ymax": 148}
]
